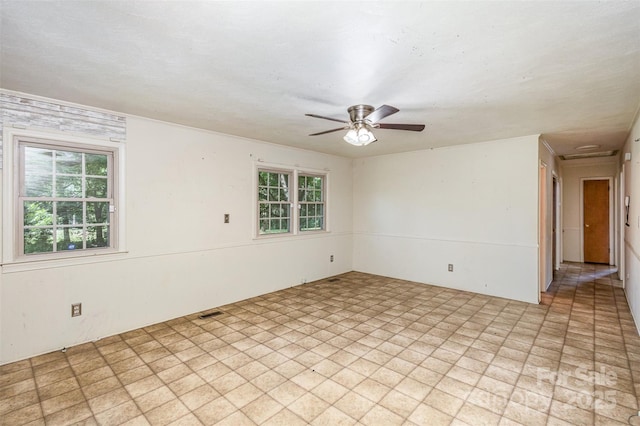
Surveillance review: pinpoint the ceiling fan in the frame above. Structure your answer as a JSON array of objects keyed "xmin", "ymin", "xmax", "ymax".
[{"xmin": 305, "ymin": 104, "xmax": 425, "ymax": 146}]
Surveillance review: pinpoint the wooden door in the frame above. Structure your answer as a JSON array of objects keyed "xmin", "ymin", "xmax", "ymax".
[{"xmin": 583, "ymin": 179, "xmax": 609, "ymax": 263}]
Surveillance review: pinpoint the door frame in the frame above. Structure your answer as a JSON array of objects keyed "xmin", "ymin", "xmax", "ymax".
[
  {"xmin": 580, "ymin": 177, "xmax": 614, "ymax": 264},
  {"xmin": 553, "ymin": 173, "xmax": 561, "ymax": 271},
  {"xmin": 539, "ymin": 161, "xmax": 548, "ymax": 297}
]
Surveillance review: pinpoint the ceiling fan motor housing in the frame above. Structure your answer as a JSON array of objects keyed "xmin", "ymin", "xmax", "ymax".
[{"xmin": 348, "ymin": 104, "xmax": 375, "ymax": 123}]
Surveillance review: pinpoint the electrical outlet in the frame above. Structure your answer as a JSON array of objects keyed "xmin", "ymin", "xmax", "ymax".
[
  {"xmin": 71, "ymin": 303, "xmax": 82, "ymax": 317},
  {"xmin": 448, "ymin": 264, "xmax": 454, "ymax": 272},
  {"xmin": 224, "ymin": 214, "xmax": 230, "ymax": 223},
  {"xmin": 330, "ymin": 255, "xmax": 334, "ymax": 262}
]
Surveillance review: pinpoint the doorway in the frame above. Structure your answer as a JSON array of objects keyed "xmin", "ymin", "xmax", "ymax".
[{"xmin": 582, "ymin": 179, "xmax": 611, "ymax": 264}]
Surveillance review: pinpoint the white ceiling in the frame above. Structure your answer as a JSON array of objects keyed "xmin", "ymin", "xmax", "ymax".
[{"xmin": 1, "ymin": 1, "xmax": 639, "ymax": 158}]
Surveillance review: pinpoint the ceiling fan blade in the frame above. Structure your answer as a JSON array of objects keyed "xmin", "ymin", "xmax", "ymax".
[
  {"xmin": 305, "ymin": 113, "xmax": 350, "ymax": 124},
  {"xmin": 309, "ymin": 126, "xmax": 349, "ymax": 136},
  {"xmin": 365, "ymin": 105, "xmax": 399, "ymax": 123},
  {"xmin": 377, "ymin": 123, "xmax": 425, "ymax": 132}
]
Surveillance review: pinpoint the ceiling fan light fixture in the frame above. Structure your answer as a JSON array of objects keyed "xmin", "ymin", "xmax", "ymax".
[{"xmin": 344, "ymin": 123, "xmax": 376, "ymax": 146}]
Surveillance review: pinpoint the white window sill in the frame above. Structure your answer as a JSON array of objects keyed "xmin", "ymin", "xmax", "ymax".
[
  {"xmin": 2, "ymin": 250, "xmax": 130, "ymax": 273},
  {"xmin": 254, "ymin": 229, "xmax": 330, "ymax": 241}
]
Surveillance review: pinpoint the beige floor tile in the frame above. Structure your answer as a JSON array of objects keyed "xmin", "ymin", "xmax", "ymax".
[
  {"xmin": 193, "ymin": 396, "xmax": 237, "ymax": 424},
  {"xmin": 87, "ymin": 387, "xmax": 130, "ymax": 414},
  {"xmin": 423, "ymin": 388, "xmax": 465, "ymax": 417},
  {"xmin": 261, "ymin": 408, "xmax": 308, "ymax": 426},
  {"xmin": 41, "ymin": 389, "xmax": 86, "ymax": 417},
  {"xmin": 241, "ymin": 394, "xmax": 284, "ymax": 424},
  {"xmin": 94, "ymin": 400, "xmax": 142, "ymax": 426},
  {"xmin": 334, "ymin": 391, "xmax": 376, "ymax": 420},
  {"xmin": 0, "ymin": 390, "xmax": 39, "ymax": 417},
  {"xmin": 145, "ymin": 399, "xmax": 189, "ymax": 425},
  {"xmin": 43, "ymin": 401, "xmax": 93, "ymax": 425},
  {"xmin": 166, "ymin": 413, "xmax": 203, "ymax": 426},
  {"xmin": 179, "ymin": 384, "xmax": 219, "ymax": 411},
  {"xmin": 225, "ymin": 382, "xmax": 263, "ymax": 408},
  {"xmin": 379, "ymin": 389, "xmax": 421, "ymax": 417}
]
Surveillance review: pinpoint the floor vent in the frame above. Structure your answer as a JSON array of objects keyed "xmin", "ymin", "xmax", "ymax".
[
  {"xmin": 328, "ymin": 278, "xmax": 340, "ymax": 282},
  {"xmin": 199, "ymin": 311, "xmax": 223, "ymax": 319}
]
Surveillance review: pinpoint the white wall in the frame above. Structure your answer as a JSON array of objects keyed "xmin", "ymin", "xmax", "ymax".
[
  {"xmin": 0, "ymin": 114, "xmax": 353, "ymax": 364},
  {"xmin": 561, "ymin": 157, "xmax": 618, "ymax": 262},
  {"xmin": 622, "ymin": 111, "xmax": 640, "ymax": 333},
  {"xmin": 352, "ymin": 135, "xmax": 540, "ymax": 304}
]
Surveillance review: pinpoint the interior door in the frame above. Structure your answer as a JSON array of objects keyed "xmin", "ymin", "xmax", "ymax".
[{"xmin": 583, "ymin": 179, "xmax": 609, "ymax": 264}]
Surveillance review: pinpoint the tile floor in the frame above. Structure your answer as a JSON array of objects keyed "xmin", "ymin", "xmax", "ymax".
[{"xmin": 1, "ymin": 262, "xmax": 639, "ymax": 425}]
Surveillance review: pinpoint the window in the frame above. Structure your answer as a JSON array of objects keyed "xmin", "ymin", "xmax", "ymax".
[
  {"xmin": 258, "ymin": 170, "xmax": 291, "ymax": 234},
  {"xmin": 16, "ymin": 138, "xmax": 117, "ymax": 256},
  {"xmin": 257, "ymin": 167, "xmax": 326, "ymax": 236},
  {"xmin": 298, "ymin": 174, "xmax": 324, "ymax": 231}
]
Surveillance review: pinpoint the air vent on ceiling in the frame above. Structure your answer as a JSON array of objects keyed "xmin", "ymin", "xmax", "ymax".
[{"xmin": 560, "ymin": 150, "xmax": 617, "ymax": 161}]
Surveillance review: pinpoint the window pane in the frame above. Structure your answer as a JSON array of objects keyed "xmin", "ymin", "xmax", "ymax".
[
  {"xmin": 56, "ymin": 150, "xmax": 82, "ymax": 174},
  {"xmin": 269, "ymin": 188, "xmax": 279, "ymax": 201},
  {"xmin": 259, "ymin": 219, "xmax": 269, "ymax": 233},
  {"xmin": 87, "ymin": 225, "xmax": 109, "ymax": 248},
  {"xmin": 56, "ymin": 227, "xmax": 84, "ymax": 251},
  {"xmin": 24, "ymin": 228, "xmax": 54, "ymax": 253},
  {"xmin": 87, "ymin": 202, "xmax": 109, "ymax": 224},
  {"xmin": 259, "ymin": 172, "xmax": 269, "ymax": 186},
  {"xmin": 86, "ymin": 177, "xmax": 107, "ymax": 198},
  {"xmin": 25, "ymin": 147, "xmax": 53, "ymax": 174},
  {"xmin": 300, "ymin": 218, "xmax": 307, "ymax": 230},
  {"xmin": 315, "ymin": 190, "xmax": 322, "ymax": 202},
  {"xmin": 56, "ymin": 175, "xmax": 82, "ymax": 197},
  {"xmin": 259, "ymin": 203, "xmax": 269, "ymax": 218},
  {"xmin": 86, "ymin": 154, "xmax": 108, "ymax": 176},
  {"xmin": 300, "ymin": 204, "xmax": 307, "ymax": 216},
  {"xmin": 56, "ymin": 201, "xmax": 83, "ymax": 225},
  {"xmin": 268, "ymin": 173, "xmax": 279, "ymax": 186},
  {"xmin": 25, "ymin": 173, "xmax": 53, "ymax": 197},
  {"xmin": 282, "ymin": 203, "xmax": 291, "ymax": 218},
  {"xmin": 314, "ymin": 177, "xmax": 322, "ymax": 189},
  {"xmin": 24, "ymin": 201, "xmax": 53, "ymax": 226},
  {"xmin": 258, "ymin": 187, "xmax": 268, "ymax": 201}
]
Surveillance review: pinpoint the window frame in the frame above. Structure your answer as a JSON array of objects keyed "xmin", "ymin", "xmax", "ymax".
[
  {"xmin": 297, "ymin": 173, "xmax": 326, "ymax": 233},
  {"xmin": 3, "ymin": 128, "xmax": 126, "ymax": 265},
  {"xmin": 257, "ymin": 168, "xmax": 293, "ymax": 236},
  {"xmin": 255, "ymin": 164, "xmax": 329, "ymax": 238}
]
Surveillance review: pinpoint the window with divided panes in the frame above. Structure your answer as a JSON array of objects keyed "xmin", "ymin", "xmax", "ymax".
[
  {"xmin": 17, "ymin": 138, "xmax": 116, "ymax": 256},
  {"xmin": 257, "ymin": 169, "xmax": 325, "ymax": 235},
  {"xmin": 258, "ymin": 170, "xmax": 291, "ymax": 234},
  {"xmin": 298, "ymin": 174, "xmax": 324, "ymax": 231}
]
